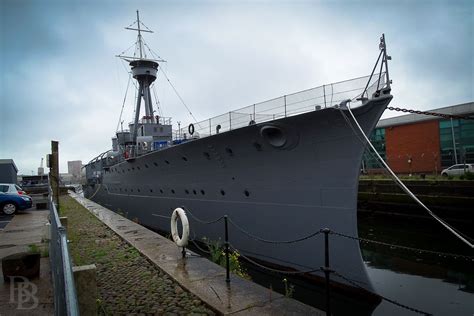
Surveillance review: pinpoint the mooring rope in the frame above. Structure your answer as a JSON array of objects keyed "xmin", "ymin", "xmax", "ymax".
[{"xmin": 343, "ymin": 103, "xmax": 474, "ymax": 248}]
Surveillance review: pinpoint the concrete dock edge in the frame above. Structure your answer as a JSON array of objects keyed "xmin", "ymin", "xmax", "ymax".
[{"xmin": 69, "ymin": 192, "xmax": 324, "ymax": 315}]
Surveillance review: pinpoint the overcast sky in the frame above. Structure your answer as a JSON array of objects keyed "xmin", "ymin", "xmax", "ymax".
[{"xmin": 1, "ymin": 0, "xmax": 473, "ymax": 175}]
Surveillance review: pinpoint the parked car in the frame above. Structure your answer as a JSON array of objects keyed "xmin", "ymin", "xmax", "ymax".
[
  {"xmin": 0, "ymin": 193, "xmax": 33, "ymax": 215},
  {"xmin": 441, "ymin": 164, "xmax": 474, "ymax": 177},
  {"xmin": 0, "ymin": 183, "xmax": 27, "ymax": 195}
]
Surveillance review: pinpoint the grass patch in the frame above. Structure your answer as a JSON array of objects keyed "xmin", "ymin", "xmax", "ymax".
[
  {"xmin": 203, "ymin": 238, "xmax": 250, "ymax": 280},
  {"xmin": 28, "ymin": 244, "xmax": 40, "ymax": 254},
  {"xmin": 59, "ymin": 195, "xmax": 214, "ymax": 315}
]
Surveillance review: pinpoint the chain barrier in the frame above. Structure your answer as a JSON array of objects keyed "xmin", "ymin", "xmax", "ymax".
[
  {"xmin": 168, "ymin": 206, "xmax": 456, "ymax": 315},
  {"xmin": 186, "ymin": 205, "xmax": 471, "ymax": 260},
  {"xmin": 184, "ymin": 208, "xmax": 225, "ymax": 225},
  {"xmin": 229, "ymin": 244, "xmax": 323, "ymax": 275},
  {"xmin": 229, "ymin": 243, "xmax": 432, "ymax": 315},
  {"xmin": 227, "ymin": 217, "xmax": 322, "ymax": 244},
  {"xmin": 330, "ymin": 231, "xmax": 474, "ymax": 261},
  {"xmin": 189, "ymin": 238, "xmax": 211, "ymax": 254},
  {"xmin": 332, "ymin": 271, "xmax": 432, "ymax": 315},
  {"xmin": 387, "ymin": 106, "xmax": 474, "ymax": 120}
]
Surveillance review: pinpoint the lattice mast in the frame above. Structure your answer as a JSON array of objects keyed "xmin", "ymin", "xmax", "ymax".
[{"xmin": 117, "ymin": 10, "xmax": 164, "ymax": 155}]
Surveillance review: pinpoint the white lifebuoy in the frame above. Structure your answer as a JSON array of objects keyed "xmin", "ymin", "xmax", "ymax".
[{"xmin": 170, "ymin": 207, "xmax": 189, "ymax": 247}]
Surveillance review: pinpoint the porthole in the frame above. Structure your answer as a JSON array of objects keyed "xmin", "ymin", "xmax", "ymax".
[
  {"xmin": 145, "ymin": 164, "xmax": 149, "ymax": 168},
  {"xmin": 125, "ymin": 188, "xmax": 128, "ymax": 192},
  {"xmin": 153, "ymin": 162, "xmax": 158, "ymax": 167},
  {"xmin": 220, "ymin": 190, "xmax": 226, "ymax": 196},
  {"xmin": 128, "ymin": 168, "xmax": 131, "ymax": 172},
  {"xmin": 193, "ymin": 190, "xmax": 197, "ymax": 195},
  {"xmin": 203, "ymin": 152, "xmax": 211, "ymax": 160},
  {"xmin": 185, "ymin": 189, "xmax": 189, "ymax": 194},
  {"xmin": 182, "ymin": 156, "xmax": 188, "ymax": 162},
  {"xmin": 131, "ymin": 189, "xmax": 134, "ymax": 193},
  {"xmin": 137, "ymin": 188, "xmax": 141, "ymax": 192},
  {"xmin": 201, "ymin": 190, "xmax": 205, "ymax": 195},
  {"xmin": 132, "ymin": 167, "xmax": 135, "ymax": 171},
  {"xmin": 160, "ymin": 189, "xmax": 163, "ymax": 194},
  {"xmin": 165, "ymin": 160, "xmax": 170, "ymax": 164},
  {"xmin": 137, "ymin": 166, "xmax": 141, "ymax": 170},
  {"xmin": 150, "ymin": 189, "xmax": 153, "ymax": 193},
  {"xmin": 225, "ymin": 147, "xmax": 234, "ymax": 156},
  {"xmin": 171, "ymin": 189, "xmax": 175, "ymax": 194},
  {"xmin": 244, "ymin": 190, "xmax": 250, "ymax": 197}
]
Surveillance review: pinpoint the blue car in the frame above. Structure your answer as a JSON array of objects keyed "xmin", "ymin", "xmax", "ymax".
[{"xmin": 0, "ymin": 193, "xmax": 33, "ymax": 215}]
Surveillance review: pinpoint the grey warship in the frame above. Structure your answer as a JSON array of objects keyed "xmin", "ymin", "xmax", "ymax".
[{"xmin": 84, "ymin": 12, "xmax": 393, "ymax": 294}]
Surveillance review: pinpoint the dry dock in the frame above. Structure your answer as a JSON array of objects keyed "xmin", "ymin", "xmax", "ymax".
[{"xmin": 70, "ymin": 192, "xmax": 324, "ymax": 315}]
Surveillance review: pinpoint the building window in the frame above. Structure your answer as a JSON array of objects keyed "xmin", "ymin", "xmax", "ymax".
[
  {"xmin": 439, "ymin": 119, "xmax": 474, "ymax": 167},
  {"xmin": 362, "ymin": 128, "xmax": 386, "ymax": 170}
]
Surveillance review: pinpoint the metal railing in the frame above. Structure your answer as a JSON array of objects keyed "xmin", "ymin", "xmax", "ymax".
[
  {"xmin": 48, "ymin": 189, "xmax": 79, "ymax": 316},
  {"xmin": 175, "ymin": 73, "xmax": 386, "ymax": 140},
  {"xmin": 84, "ymin": 73, "xmax": 386, "ymax": 168}
]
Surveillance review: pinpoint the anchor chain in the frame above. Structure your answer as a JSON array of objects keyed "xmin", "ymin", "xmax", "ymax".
[{"xmin": 387, "ymin": 106, "xmax": 474, "ymax": 120}]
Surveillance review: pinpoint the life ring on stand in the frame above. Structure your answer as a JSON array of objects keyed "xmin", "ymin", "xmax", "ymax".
[
  {"xmin": 188, "ymin": 123, "xmax": 195, "ymax": 136},
  {"xmin": 170, "ymin": 207, "xmax": 189, "ymax": 247}
]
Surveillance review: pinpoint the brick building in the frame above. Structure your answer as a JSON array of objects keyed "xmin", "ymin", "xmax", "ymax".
[{"xmin": 363, "ymin": 102, "xmax": 474, "ymax": 174}]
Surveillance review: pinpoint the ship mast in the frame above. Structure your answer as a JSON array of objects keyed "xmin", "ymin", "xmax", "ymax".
[{"xmin": 117, "ymin": 10, "xmax": 165, "ymax": 158}]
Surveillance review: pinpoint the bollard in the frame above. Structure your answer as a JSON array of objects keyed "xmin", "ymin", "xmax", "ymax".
[
  {"xmin": 224, "ymin": 215, "xmax": 230, "ymax": 283},
  {"xmin": 322, "ymin": 228, "xmax": 331, "ymax": 316}
]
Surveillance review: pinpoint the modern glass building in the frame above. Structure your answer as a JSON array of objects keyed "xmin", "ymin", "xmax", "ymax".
[{"xmin": 362, "ymin": 102, "xmax": 474, "ymax": 174}]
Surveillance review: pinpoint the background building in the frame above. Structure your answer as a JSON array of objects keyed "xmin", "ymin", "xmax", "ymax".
[
  {"xmin": 67, "ymin": 160, "xmax": 83, "ymax": 182},
  {"xmin": 363, "ymin": 102, "xmax": 474, "ymax": 174},
  {"xmin": 0, "ymin": 159, "xmax": 18, "ymax": 183}
]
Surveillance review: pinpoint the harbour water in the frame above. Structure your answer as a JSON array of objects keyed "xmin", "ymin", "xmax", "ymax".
[{"xmin": 240, "ymin": 213, "xmax": 473, "ymax": 315}]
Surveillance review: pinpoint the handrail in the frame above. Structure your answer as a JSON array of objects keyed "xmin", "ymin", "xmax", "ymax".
[{"xmin": 48, "ymin": 187, "xmax": 79, "ymax": 316}]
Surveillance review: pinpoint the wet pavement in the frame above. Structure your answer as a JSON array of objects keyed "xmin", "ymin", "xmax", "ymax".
[
  {"xmin": 0, "ymin": 210, "xmax": 54, "ymax": 315},
  {"xmin": 71, "ymin": 192, "xmax": 324, "ymax": 315},
  {"xmin": 0, "ymin": 213, "xmax": 14, "ymax": 230}
]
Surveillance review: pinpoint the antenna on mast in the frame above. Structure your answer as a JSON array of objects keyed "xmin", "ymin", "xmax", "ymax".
[{"xmin": 118, "ymin": 10, "xmax": 164, "ymax": 62}]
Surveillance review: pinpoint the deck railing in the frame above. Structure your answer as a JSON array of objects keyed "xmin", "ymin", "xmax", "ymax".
[{"xmin": 174, "ymin": 73, "xmax": 386, "ymax": 140}]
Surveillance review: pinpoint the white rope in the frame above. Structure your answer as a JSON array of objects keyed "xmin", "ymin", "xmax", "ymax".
[{"xmin": 345, "ymin": 102, "xmax": 474, "ymax": 249}]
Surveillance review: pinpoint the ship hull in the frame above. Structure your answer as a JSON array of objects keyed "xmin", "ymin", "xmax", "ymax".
[{"xmin": 85, "ymin": 94, "xmax": 392, "ymax": 293}]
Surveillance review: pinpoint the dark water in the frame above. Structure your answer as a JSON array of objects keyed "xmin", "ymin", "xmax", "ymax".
[{"xmin": 238, "ymin": 214, "xmax": 474, "ymax": 315}]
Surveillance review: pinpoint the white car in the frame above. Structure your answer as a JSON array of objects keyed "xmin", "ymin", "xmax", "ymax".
[
  {"xmin": 0, "ymin": 183, "xmax": 27, "ymax": 195},
  {"xmin": 441, "ymin": 164, "xmax": 474, "ymax": 177}
]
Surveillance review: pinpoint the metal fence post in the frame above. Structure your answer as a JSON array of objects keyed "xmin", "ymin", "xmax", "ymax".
[
  {"xmin": 224, "ymin": 215, "xmax": 230, "ymax": 283},
  {"xmin": 322, "ymin": 228, "xmax": 331, "ymax": 316},
  {"xmin": 229, "ymin": 112, "xmax": 232, "ymax": 130},
  {"xmin": 209, "ymin": 119, "xmax": 212, "ymax": 136},
  {"xmin": 284, "ymin": 95, "xmax": 287, "ymax": 117}
]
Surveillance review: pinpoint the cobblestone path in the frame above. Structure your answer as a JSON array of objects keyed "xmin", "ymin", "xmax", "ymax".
[{"xmin": 60, "ymin": 196, "xmax": 215, "ymax": 316}]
